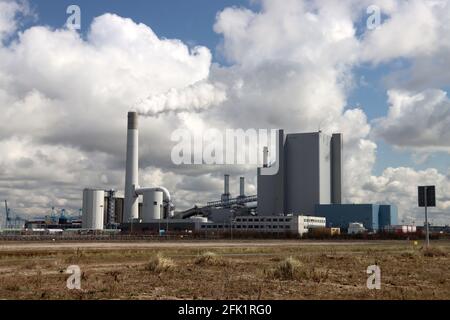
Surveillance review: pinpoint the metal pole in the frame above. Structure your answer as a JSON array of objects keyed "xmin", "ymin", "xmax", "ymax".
[
  {"xmin": 425, "ymin": 186, "xmax": 429, "ymax": 248},
  {"xmin": 4, "ymin": 200, "xmax": 8, "ymax": 229},
  {"xmin": 166, "ymin": 208, "xmax": 169, "ymax": 238},
  {"xmin": 230, "ymin": 214, "xmax": 233, "ymax": 241}
]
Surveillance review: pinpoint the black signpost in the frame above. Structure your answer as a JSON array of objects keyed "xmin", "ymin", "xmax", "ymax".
[{"xmin": 418, "ymin": 186, "xmax": 436, "ymax": 247}]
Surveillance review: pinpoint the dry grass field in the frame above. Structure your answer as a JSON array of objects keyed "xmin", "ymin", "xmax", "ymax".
[{"xmin": 0, "ymin": 240, "xmax": 449, "ymax": 300}]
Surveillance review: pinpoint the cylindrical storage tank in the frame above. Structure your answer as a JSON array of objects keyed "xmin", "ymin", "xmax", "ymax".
[
  {"xmin": 82, "ymin": 189, "xmax": 105, "ymax": 230},
  {"xmin": 142, "ymin": 190, "xmax": 163, "ymax": 222}
]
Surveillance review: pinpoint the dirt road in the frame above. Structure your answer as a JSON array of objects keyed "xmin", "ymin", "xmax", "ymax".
[{"xmin": 0, "ymin": 240, "xmax": 379, "ymax": 251}]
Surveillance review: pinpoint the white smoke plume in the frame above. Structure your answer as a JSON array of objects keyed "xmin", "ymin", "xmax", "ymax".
[{"xmin": 135, "ymin": 81, "xmax": 227, "ymax": 117}]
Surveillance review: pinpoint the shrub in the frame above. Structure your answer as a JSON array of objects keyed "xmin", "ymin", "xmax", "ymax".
[
  {"xmin": 423, "ymin": 247, "xmax": 447, "ymax": 257},
  {"xmin": 270, "ymin": 256, "xmax": 305, "ymax": 280},
  {"xmin": 145, "ymin": 254, "xmax": 175, "ymax": 273},
  {"xmin": 194, "ymin": 251, "xmax": 226, "ymax": 266}
]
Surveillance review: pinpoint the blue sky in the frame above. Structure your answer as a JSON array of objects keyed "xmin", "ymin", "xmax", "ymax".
[{"xmin": 31, "ymin": 0, "xmax": 253, "ymax": 62}]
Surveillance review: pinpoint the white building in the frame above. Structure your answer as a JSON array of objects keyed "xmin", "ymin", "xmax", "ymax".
[
  {"xmin": 199, "ymin": 215, "xmax": 326, "ymax": 236},
  {"xmin": 348, "ymin": 222, "xmax": 366, "ymax": 234}
]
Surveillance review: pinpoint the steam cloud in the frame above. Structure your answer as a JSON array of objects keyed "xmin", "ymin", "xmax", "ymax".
[{"xmin": 135, "ymin": 82, "xmax": 227, "ymax": 117}]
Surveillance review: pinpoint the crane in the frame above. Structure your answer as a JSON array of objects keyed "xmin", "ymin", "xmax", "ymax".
[
  {"xmin": 4, "ymin": 200, "xmax": 11, "ymax": 228},
  {"xmin": 3, "ymin": 201, "xmax": 25, "ymax": 229}
]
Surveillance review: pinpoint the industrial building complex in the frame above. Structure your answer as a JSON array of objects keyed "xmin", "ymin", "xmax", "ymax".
[
  {"xmin": 74, "ymin": 111, "xmax": 400, "ymax": 236},
  {"xmin": 3, "ymin": 112, "xmax": 405, "ymax": 236}
]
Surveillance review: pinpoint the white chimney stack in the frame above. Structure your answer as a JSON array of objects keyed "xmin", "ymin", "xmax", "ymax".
[{"xmin": 124, "ymin": 111, "xmax": 139, "ymax": 222}]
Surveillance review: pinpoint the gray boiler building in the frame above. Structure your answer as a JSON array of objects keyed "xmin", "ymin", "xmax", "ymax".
[{"xmin": 257, "ymin": 130, "xmax": 342, "ymax": 216}]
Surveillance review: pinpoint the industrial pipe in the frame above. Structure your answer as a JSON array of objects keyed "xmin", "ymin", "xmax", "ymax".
[
  {"xmin": 135, "ymin": 186, "xmax": 171, "ymax": 203},
  {"xmin": 135, "ymin": 186, "xmax": 173, "ymax": 217}
]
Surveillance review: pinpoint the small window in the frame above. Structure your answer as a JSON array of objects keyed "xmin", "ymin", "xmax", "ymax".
[{"xmin": 153, "ymin": 201, "xmax": 157, "ymax": 205}]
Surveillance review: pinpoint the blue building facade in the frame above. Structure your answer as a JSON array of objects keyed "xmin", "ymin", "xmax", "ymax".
[
  {"xmin": 378, "ymin": 205, "xmax": 398, "ymax": 230},
  {"xmin": 315, "ymin": 204, "xmax": 398, "ymax": 231}
]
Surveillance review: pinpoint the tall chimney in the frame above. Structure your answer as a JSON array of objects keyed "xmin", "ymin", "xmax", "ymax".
[
  {"xmin": 331, "ymin": 133, "xmax": 342, "ymax": 204},
  {"xmin": 124, "ymin": 112, "xmax": 139, "ymax": 222},
  {"xmin": 224, "ymin": 174, "xmax": 230, "ymax": 195},
  {"xmin": 239, "ymin": 177, "xmax": 245, "ymax": 197}
]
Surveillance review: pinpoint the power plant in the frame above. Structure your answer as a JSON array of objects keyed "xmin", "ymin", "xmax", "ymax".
[
  {"xmin": 2, "ymin": 111, "xmax": 404, "ymax": 236},
  {"xmin": 73, "ymin": 112, "xmax": 399, "ymax": 236}
]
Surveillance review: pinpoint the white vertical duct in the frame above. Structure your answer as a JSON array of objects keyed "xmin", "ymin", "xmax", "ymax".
[
  {"xmin": 124, "ymin": 111, "xmax": 139, "ymax": 222},
  {"xmin": 263, "ymin": 146, "xmax": 269, "ymax": 168}
]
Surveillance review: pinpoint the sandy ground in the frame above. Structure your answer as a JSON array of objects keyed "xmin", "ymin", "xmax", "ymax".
[
  {"xmin": 1, "ymin": 240, "xmax": 449, "ymax": 299},
  {"xmin": 0, "ymin": 240, "xmax": 378, "ymax": 251}
]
